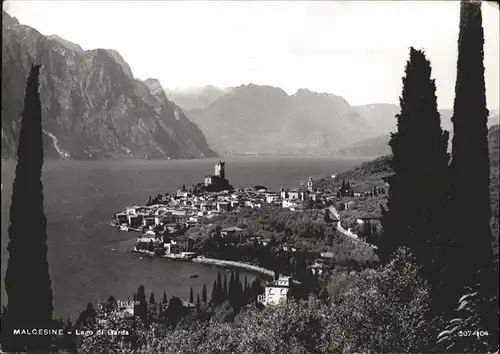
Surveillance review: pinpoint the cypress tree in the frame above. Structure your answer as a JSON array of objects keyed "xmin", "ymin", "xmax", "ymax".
[
  {"xmin": 3, "ymin": 65, "xmax": 53, "ymax": 352},
  {"xmin": 135, "ymin": 285, "xmax": 148, "ymax": 319},
  {"xmin": 379, "ymin": 47, "xmax": 450, "ymax": 298},
  {"xmin": 210, "ymin": 280, "xmax": 217, "ymax": 304},
  {"xmin": 216, "ymin": 272, "xmax": 223, "ymax": 303},
  {"xmin": 162, "ymin": 291, "xmax": 168, "ymax": 304},
  {"xmin": 149, "ymin": 292, "xmax": 156, "ymax": 305},
  {"xmin": 189, "ymin": 287, "xmax": 194, "ymax": 304},
  {"xmin": 196, "ymin": 294, "xmax": 201, "ymax": 310},
  {"xmin": 447, "ymin": 1, "xmax": 497, "ymax": 349},
  {"xmin": 243, "ymin": 276, "xmax": 249, "ymax": 302},
  {"xmin": 223, "ymin": 275, "xmax": 228, "ymax": 301},
  {"xmin": 202, "ymin": 283, "xmax": 207, "ymax": 303},
  {"xmin": 228, "ymin": 272, "xmax": 235, "ymax": 304}
]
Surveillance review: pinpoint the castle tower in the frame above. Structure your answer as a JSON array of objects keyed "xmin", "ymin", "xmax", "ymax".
[
  {"xmin": 307, "ymin": 176, "xmax": 314, "ymax": 192},
  {"xmin": 215, "ymin": 161, "xmax": 225, "ymax": 179}
]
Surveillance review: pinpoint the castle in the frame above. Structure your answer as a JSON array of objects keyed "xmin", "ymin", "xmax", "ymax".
[{"xmin": 205, "ymin": 161, "xmax": 225, "ymax": 186}]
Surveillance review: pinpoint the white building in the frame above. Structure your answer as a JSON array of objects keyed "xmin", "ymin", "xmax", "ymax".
[
  {"xmin": 257, "ymin": 275, "xmax": 292, "ymax": 306},
  {"xmin": 265, "ymin": 194, "xmax": 280, "ymax": 203}
]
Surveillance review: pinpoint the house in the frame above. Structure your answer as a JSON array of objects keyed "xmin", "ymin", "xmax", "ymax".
[
  {"xmin": 200, "ymin": 203, "xmax": 211, "ymax": 211},
  {"xmin": 265, "ymin": 193, "xmax": 279, "ymax": 204},
  {"xmin": 204, "ymin": 175, "xmax": 214, "ymax": 186},
  {"xmin": 230, "ymin": 200, "xmax": 240, "ymax": 209},
  {"xmin": 126, "ymin": 207, "xmax": 137, "ymax": 215},
  {"xmin": 128, "ymin": 214, "xmax": 143, "ymax": 228},
  {"xmin": 116, "ymin": 300, "xmax": 135, "ymax": 318},
  {"xmin": 116, "ymin": 213, "xmax": 128, "ymax": 225},
  {"xmin": 221, "ymin": 226, "xmax": 244, "ymax": 240},
  {"xmin": 320, "ymin": 252, "xmax": 334, "ymax": 259},
  {"xmin": 217, "ymin": 202, "xmax": 230, "ymax": 212},
  {"xmin": 257, "ymin": 275, "xmax": 293, "ymax": 306},
  {"xmin": 282, "ymin": 199, "xmax": 302, "ymax": 209},
  {"xmin": 310, "ymin": 259, "xmax": 327, "ymax": 276},
  {"xmin": 164, "ymin": 242, "xmax": 181, "ymax": 255},
  {"xmin": 142, "ymin": 215, "xmax": 157, "ymax": 227}
]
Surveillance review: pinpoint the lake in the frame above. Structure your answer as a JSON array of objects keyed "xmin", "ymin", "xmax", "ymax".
[{"xmin": 1, "ymin": 156, "xmax": 366, "ymax": 319}]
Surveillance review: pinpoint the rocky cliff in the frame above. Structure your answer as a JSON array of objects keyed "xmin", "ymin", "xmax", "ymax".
[
  {"xmin": 187, "ymin": 84, "xmax": 375, "ymax": 155},
  {"xmin": 1, "ymin": 11, "xmax": 217, "ymax": 160}
]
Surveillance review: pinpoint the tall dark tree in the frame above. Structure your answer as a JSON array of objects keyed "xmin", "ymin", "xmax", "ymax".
[
  {"xmin": 162, "ymin": 291, "xmax": 168, "ymax": 304},
  {"xmin": 379, "ymin": 47, "xmax": 450, "ymax": 297},
  {"xmin": 223, "ymin": 275, "xmax": 228, "ymax": 301},
  {"xmin": 202, "ymin": 284, "xmax": 207, "ymax": 303},
  {"xmin": 216, "ymin": 272, "xmax": 223, "ymax": 303},
  {"xmin": 134, "ymin": 285, "xmax": 148, "ymax": 319},
  {"xmin": 445, "ymin": 1, "xmax": 497, "ymax": 350},
  {"xmin": 149, "ymin": 292, "xmax": 156, "ymax": 305},
  {"xmin": 3, "ymin": 65, "xmax": 54, "ymax": 352},
  {"xmin": 189, "ymin": 287, "xmax": 194, "ymax": 304},
  {"xmin": 210, "ymin": 280, "xmax": 217, "ymax": 304}
]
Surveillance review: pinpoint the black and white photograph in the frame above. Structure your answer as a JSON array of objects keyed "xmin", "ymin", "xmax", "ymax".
[{"xmin": 1, "ymin": 0, "xmax": 499, "ymax": 352}]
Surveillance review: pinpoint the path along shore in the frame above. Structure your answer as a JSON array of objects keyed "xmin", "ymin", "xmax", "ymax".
[
  {"xmin": 131, "ymin": 248, "xmax": 274, "ymax": 277},
  {"xmin": 191, "ymin": 256, "xmax": 275, "ymax": 277}
]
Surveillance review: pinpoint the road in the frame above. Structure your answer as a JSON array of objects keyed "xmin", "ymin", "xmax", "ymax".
[{"xmin": 328, "ymin": 206, "xmax": 378, "ymax": 250}]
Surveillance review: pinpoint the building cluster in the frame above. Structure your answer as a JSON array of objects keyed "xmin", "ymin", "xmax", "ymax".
[{"xmin": 113, "ymin": 162, "xmax": 374, "ymax": 259}]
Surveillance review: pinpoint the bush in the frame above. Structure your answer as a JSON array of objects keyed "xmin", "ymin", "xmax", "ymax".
[{"xmin": 320, "ymin": 247, "xmax": 438, "ymax": 353}]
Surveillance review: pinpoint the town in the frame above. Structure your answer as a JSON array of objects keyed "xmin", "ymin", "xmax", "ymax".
[{"xmin": 110, "ymin": 161, "xmax": 384, "ymax": 311}]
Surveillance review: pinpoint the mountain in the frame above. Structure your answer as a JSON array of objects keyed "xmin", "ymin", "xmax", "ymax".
[
  {"xmin": 338, "ymin": 107, "xmax": 499, "ymax": 157},
  {"xmin": 335, "ymin": 134, "xmax": 392, "ymax": 158},
  {"xmin": 353, "ymin": 103, "xmax": 454, "ymax": 137},
  {"xmin": 186, "ymin": 85, "xmax": 376, "ymax": 155},
  {"xmin": 166, "ymin": 86, "xmax": 230, "ymax": 111},
  {"xmin": 46, "ymin": 35, "xmax": 83, "ymax": 53},
  {"xmin": 1, "ymin": 11, "xmax": 217, "ymax": 160}
]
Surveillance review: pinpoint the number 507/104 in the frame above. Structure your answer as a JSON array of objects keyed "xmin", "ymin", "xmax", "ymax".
[{"xmin": 458, "ymin": 330, "xmax": 489, "ymax": 337}]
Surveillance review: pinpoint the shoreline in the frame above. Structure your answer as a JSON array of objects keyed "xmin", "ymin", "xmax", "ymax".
[
  {"xmin": 192, "ymin": 256, "xmax": 275, "ymax": 277},
  {"xmin": 131, "ymin": 249, "xmax": 274, "ymax": 277}
]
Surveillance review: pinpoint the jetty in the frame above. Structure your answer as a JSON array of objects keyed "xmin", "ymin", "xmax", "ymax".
[{"xmin": 192, "ymin": 256, "xmax": 275, "ymax": 277}]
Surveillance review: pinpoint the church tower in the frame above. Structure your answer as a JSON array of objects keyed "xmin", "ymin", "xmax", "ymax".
[
  {"xmin": 307, "ymin": 176, "xmax": 314, "ymax": 192},
  {"xmin": 215, "ymin": 161, "xmax": 225, "ymax": 179}
]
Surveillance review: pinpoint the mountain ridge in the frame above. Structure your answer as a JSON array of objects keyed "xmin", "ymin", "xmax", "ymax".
[
  {"xmin": 185, "ymin": 83, "xmax": 377, "ymax": 155},
  {"xmin": 1, "ymin": 11, "xmax": 217, "ymax": 160}
]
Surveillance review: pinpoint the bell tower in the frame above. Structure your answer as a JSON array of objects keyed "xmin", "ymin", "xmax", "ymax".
[{"xmin": 307, "ymin": 176, "xmax": 314, "ymax": 192}]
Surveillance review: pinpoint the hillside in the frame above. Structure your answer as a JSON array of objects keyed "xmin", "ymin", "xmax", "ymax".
[
  {"xmin": 187, "ymin": 85, "xmax": 376, "ymax": 155},
  {"xmin": 337, "ymin": 110, "xmax": 499, "ymax": 158},
  {"xmin": 1, "ymin": 11, "xmax": 217, "ymax": 160},
  {"xmin": 352, "ymin": 104, "xmax": 454, "ymax": 137},
  {"xmin": 319, "ymin": 124, "xmax": 499, "ymax": 254}
]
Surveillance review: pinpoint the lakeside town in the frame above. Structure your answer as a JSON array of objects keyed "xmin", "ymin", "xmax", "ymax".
[{"xmin": 110, "ymin": 160, "xmax": 384, "ymax": 310}]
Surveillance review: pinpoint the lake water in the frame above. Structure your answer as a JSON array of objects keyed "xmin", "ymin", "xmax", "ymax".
[{"xmin": 1, "ymin": 156, "xmax": 366, "ymax": 319}]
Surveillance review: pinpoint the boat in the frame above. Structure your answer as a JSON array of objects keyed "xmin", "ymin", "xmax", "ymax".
[
  {"xmin": 120, "ymin": 225, "xmax": 129, "ymax": 231},
  {"xmin": 189, "ymin": 274, "xmax": 199, "ymax": 279}
]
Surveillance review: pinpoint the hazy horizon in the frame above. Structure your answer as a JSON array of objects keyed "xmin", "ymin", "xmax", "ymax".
[{"xmin": 3, "ymin": 1, "xmax": 500, "ymax": 109}]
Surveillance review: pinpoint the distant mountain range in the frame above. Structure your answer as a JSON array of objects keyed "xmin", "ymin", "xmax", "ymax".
[
  {"xmin": 2, "ymin": 11, "xmax": 217, "ymax": 160},
  {"xmin": 336, "ymin": 109, "xmax": 499, "ymax": 158},
  {"xmin": 165, "ymin": 86, "xmax": 230, "ymax": 111},
  {"xmin": 184, "ymin": 85, "xmax": 378, "ymax": 155}
]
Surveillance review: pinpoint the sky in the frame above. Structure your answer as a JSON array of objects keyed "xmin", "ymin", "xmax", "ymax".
[{"xmin": 3, "ymin": 0, "xmax": 500, "ymax": 108}]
